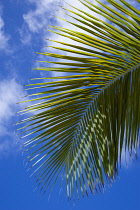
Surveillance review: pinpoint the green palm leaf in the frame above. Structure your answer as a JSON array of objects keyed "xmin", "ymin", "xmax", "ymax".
[{"xmin": 17, "ymin": 0, "xmax": 140, "ymax": 198}]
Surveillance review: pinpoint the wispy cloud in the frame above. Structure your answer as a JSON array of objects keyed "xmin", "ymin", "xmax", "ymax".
[
  {"xmin": 23, "ymin": 0, "xmax": 63, "ymax": 33},
  {"xmin": 0, "ymin": 6, "xmax": 10, "ymax": 53},
  {"xmin": 0, "ymin": 79, "xmax": 25, "ymax": 156},
  {"xmin": 19, "ymin": 24, "xmax": 32, "ymax": 46},
  {"xmin": 0, "ymin": 79, "xmax": 23, "ymax": 123}
]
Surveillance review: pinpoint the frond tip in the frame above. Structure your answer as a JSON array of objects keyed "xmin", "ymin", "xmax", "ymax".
[{"xmin": 18, "ymin": 0, "xmax": 140, "ymax": 199}]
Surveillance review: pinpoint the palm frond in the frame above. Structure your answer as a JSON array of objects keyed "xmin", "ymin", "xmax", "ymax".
[{"xmin": 17, "ymin": 0, "xmax": 140, "ymax": 198}]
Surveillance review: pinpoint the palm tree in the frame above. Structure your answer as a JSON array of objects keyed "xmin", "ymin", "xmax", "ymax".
[{"xmin": 17, "ymin": 0, "xmax": 140, "ymax": 199}]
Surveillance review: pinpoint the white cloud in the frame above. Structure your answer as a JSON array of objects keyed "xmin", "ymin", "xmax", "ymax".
[
  {"xmin": 0, "ymin": 79, "xmax": 23, "ymax": 123},
  {"xmin": 0, "ymin": 79, "xmax": 25, "ymax": 156},
  {"xmin": 19, "ymin": 24, "xmax": 32, "ymax": 45},
  {"xmin": 20, "ymin": 0, "xmax": 62, "ymax": 45},
  {"xmin": 23, "ymin": 0, "xmax": 64, "ymax": 33},
  {"xmin": 0, "ymin": 6, "xmax": 10, "ymax": 52}
]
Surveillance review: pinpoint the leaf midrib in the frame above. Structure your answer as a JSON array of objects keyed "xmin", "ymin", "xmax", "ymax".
[{"xmin": 67, "ymin": 62, "xmax": 140, "ymax": 157}]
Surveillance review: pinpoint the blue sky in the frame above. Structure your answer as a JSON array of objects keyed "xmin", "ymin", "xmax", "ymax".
[{"xmin": 0, "ymin": 0, "xmax": 140, "ymax": 209}]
